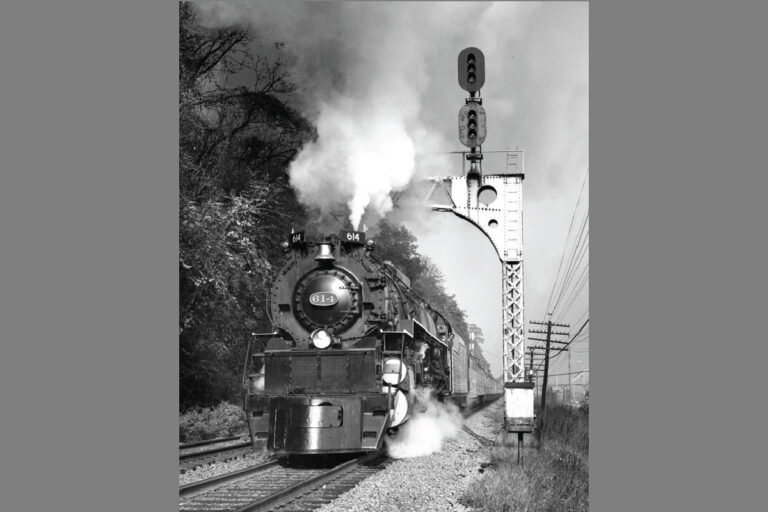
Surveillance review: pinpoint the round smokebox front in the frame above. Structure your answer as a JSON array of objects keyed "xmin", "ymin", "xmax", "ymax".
[{"xmin": 294, "ymin": 270, "xmax": 360, "ymax": 331}]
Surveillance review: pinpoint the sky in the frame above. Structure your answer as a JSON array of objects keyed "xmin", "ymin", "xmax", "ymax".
[{"xmin": 192, "ymin": 1, "xmax": 589, "ymax": 381}]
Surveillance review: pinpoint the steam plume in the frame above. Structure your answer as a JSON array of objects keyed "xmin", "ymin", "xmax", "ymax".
[
  {"xmin": 192, "ymin": 0, "xmax": 485, "ymax": 229},
  {"xmin": 386, "ymin": 388, "xmax": 463, "ymax": 459}
]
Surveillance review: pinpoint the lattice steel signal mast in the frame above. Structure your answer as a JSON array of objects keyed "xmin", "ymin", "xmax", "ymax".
[{"xmin": 426, "ymin": 47, "xmax": 535, "ymax": 438}]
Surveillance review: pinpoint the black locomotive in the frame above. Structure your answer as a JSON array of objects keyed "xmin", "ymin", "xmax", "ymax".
[{"xmin": 243, "ymin": 230, "xmax": 501, "ymax": 454}]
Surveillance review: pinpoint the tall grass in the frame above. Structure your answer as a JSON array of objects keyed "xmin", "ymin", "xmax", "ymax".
[
  {"xmin": 460, "ymin": 404, "xmax": 589, "ymax": 512},
  {"xmin": 539, "ymin": 403, "xmax": 589, "ymax": 452}
]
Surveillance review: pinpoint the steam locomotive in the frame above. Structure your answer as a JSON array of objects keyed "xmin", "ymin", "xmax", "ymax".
[{"xmin": 243, "ymin": 230, "xmax": 501, "ymax": 454}]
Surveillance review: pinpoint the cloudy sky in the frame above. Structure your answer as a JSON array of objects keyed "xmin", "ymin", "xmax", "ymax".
[{"xmin": 193, "ymin": 1, "xmax": 589, "ymax": 380}]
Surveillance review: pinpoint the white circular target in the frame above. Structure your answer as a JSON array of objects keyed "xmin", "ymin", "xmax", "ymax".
[
  {"xmin": 385, "ymin": 389, "xmax": 408, "ymax": 427},
  {"xmin": 382, "ymin": 358, "xmax": 407, "ymax": 386}
]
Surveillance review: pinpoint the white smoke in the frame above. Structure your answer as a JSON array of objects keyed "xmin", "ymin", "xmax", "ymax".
[
  {"xmin": 289, "ymin": 98, "xmax": 417, "ymax": 229},
  {"xmin": 415, "ymin": 341, "xmax": 428, "ymax": 361},
  {"xmin": 385, "ymin": 388, "xmax": 463, "ymax": 459},
  {"xmin": 192, "ymin": 0, "xmax": 490, "ymax": 229}
]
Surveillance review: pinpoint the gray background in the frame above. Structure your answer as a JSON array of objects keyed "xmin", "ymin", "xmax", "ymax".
[{"xmin": 1, "ymin": 1, "xmax": 766, "ymax": 511}]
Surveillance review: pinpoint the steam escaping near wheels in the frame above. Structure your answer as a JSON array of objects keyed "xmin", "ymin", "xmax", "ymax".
[{"xmin": 385, "ymin": 388, "xmax": 463, "ymax": 459}]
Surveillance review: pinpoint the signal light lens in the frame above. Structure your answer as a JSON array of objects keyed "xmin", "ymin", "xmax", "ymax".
[{"xmin": 310, "ymin": 329, "xmax": 332, "ymax": 349}]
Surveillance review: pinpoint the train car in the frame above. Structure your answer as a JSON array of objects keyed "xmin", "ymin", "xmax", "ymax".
[{"xmin": 243, "ymin": 230, "xmax": 501, "ymax": 455}]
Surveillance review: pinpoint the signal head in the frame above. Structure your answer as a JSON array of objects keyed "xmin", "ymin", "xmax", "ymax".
[
  {"xmin": 458, "ymin": 47, "xmax": 485, "ymax": 92},
  {"xmin": 458, "ymin": 103, "xmax": 486, "ymax": 148}
]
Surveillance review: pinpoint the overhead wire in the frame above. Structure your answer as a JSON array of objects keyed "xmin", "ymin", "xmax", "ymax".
[
  {"xmin": 530, "ymin": 167, "xmax": 590, "ymax": 383},
  {"xmin": 550, "ymin": 210, "xmax": 589, "ymax": 315},
  {"xmin": 529, "ymin": 318, "xmax": 589, "ymax": 374},
  {"xmin": 551, "ymin": 211, "xmax": 589, "ymax": 320},
  {"xmin": 556, "ymin": 268, "xmax": 590, "ymax": 320},
  {"xmin": 543, "ymin": 168, "xmax": 589, "ymax": 317}
]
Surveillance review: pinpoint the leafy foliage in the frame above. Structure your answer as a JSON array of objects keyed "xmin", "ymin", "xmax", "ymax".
[
  {"xmin": 467, "ymin": 322, "xmax": 492, "ymax": 372},
  {"xmin": 179, "ymin": 401, "xmax": 247, "ymax": 442},
  {"xmin": 179, "ymin": 195, "xmax": 276, "ymax": 409},
  {"xmin": 179, "ymin": 2, "xmax": 312, "ymax": 202},
  {"xmin": 179, "ymin": 2, "xmax": 311, "ymax": 411}
]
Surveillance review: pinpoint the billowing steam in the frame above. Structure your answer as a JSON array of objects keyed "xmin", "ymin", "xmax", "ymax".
[
  {"xmin": 386, "ymin": 388, "xmax": 463, "ymax": 459},
  {"xmin": 192, "ymin": 0, "xmax": 481, "ymax": 229},
  {"xmin": 289, "ymin": 99, "xmax": 417, "ymax": 230}
]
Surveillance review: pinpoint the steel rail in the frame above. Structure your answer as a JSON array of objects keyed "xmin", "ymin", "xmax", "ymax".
[
  {"xmin": 179, "ymin": 459, "xmax": 280, "ymax": 499},
  {"xmin": 232, "ymin": 453, "xmax": 381, "ymax": 512},
  {"xmin": 179, "ymin": 440, "xmax": 252, "ymax": 461},
  {"xmin": 179, "ymin": 435, "xmax": 242, "ymax": 449}
]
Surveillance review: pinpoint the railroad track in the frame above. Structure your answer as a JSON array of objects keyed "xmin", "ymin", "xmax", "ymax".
[
  {"xmin": 179, "ymin": 437, "xmax": 255, "ymax": 473},
  {"xmin": 179, "ymin": 399, "xmax": 499, "ymax": 507},
  {"xmin": 179, "ymin": 452, "xmax": 389, "ymax": 512},
  {"xmin": 180, "ymin": 436, "xmax": 244, "ymax": 450}
]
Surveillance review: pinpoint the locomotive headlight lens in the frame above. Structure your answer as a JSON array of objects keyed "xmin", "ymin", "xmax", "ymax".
[
  {"xmin": 382, "ymin": 358, "xmax": 407, "ymax": 385},
  {"xmin": 310, "ymin": 329, "xmax": 332, "ymax": 349}
]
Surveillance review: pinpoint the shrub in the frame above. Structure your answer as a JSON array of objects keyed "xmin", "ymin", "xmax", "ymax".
[{"xmin": 179, "ymin": 401, "xmax": 246, "ymax": 442}]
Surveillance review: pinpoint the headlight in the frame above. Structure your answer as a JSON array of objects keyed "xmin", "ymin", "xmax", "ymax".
[
  {"xmin": 382, "ymin": 358, "xmax": 407, "ymax": 385},
  {"xmin": 310, "ymin": 329, "xmax": 332, "ymax": 349}
]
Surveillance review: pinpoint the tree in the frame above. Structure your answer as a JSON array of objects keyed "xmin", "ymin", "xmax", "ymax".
[
  {"xmin": 373, "ymin": 221, "xmax": 471, "ymax": 341},
  {"xmin": 179, "ymin": 2, "xmax": 312, "ymax": 411},
  {"xmin": 179, "ymin": 2, "xmax": 312, "ymax": 202},
  {"xmin": 467, "ymin": 323, "xmax": 492, "ymax": 373}
]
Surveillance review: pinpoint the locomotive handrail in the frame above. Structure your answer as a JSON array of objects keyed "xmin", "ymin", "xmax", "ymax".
[{"xmin": 241, "ymin": 331, "xmax": 279, "ymax": 390}]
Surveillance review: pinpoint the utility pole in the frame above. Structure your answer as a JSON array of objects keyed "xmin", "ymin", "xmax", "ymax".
[
  {"xmin": 529, "ymin": 320, "xmax": 570, "ymax": 436},
  {"xmin": 568, "ymin": 352, "xmax": 573, "ymax": 406},
  {"xmin": 528, "ymin": 350, "xmax": 535, "ymax": 381},
  {"xmin": 526, "ymin": 347, "xmax": 547, "ymax": 399},
  {"xmin": 528, "ymin": 345, "xmax": 568, "ymax": 406}
]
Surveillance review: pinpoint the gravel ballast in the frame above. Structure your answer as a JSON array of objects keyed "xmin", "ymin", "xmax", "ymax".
[
  {"xmin": 315, "ymin": 399, "xmax": 504, "ymax": 512},
  {"xmin": 179, "ymin": 449, "xmax": 272, "ymax": 486},
  {"xmin": 178, "ymin": 399, "xmax": 507, "ymax": 510}
]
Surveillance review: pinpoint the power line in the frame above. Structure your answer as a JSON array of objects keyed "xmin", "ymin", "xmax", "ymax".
[
  {"xmin": 531, "ymin": 318, "xmax": 589, "ymax": 373},
  {"xmin": 544, "ymin": 167, "xmax": 589, "ymax": 316},
  {"xmin": 545, "ymin": 318, "xmax": 589, "ymax": 367},
  {"xmin": 545, "ymin": 370, "xmax": 589, "ymax": 377},
  {"xmin": 550, "ymin": 211, "xmax": 589, "ymax": 317},
  {"xmin": 556, "ymin": 268, "xmax": 589, "ymax": 321}
]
